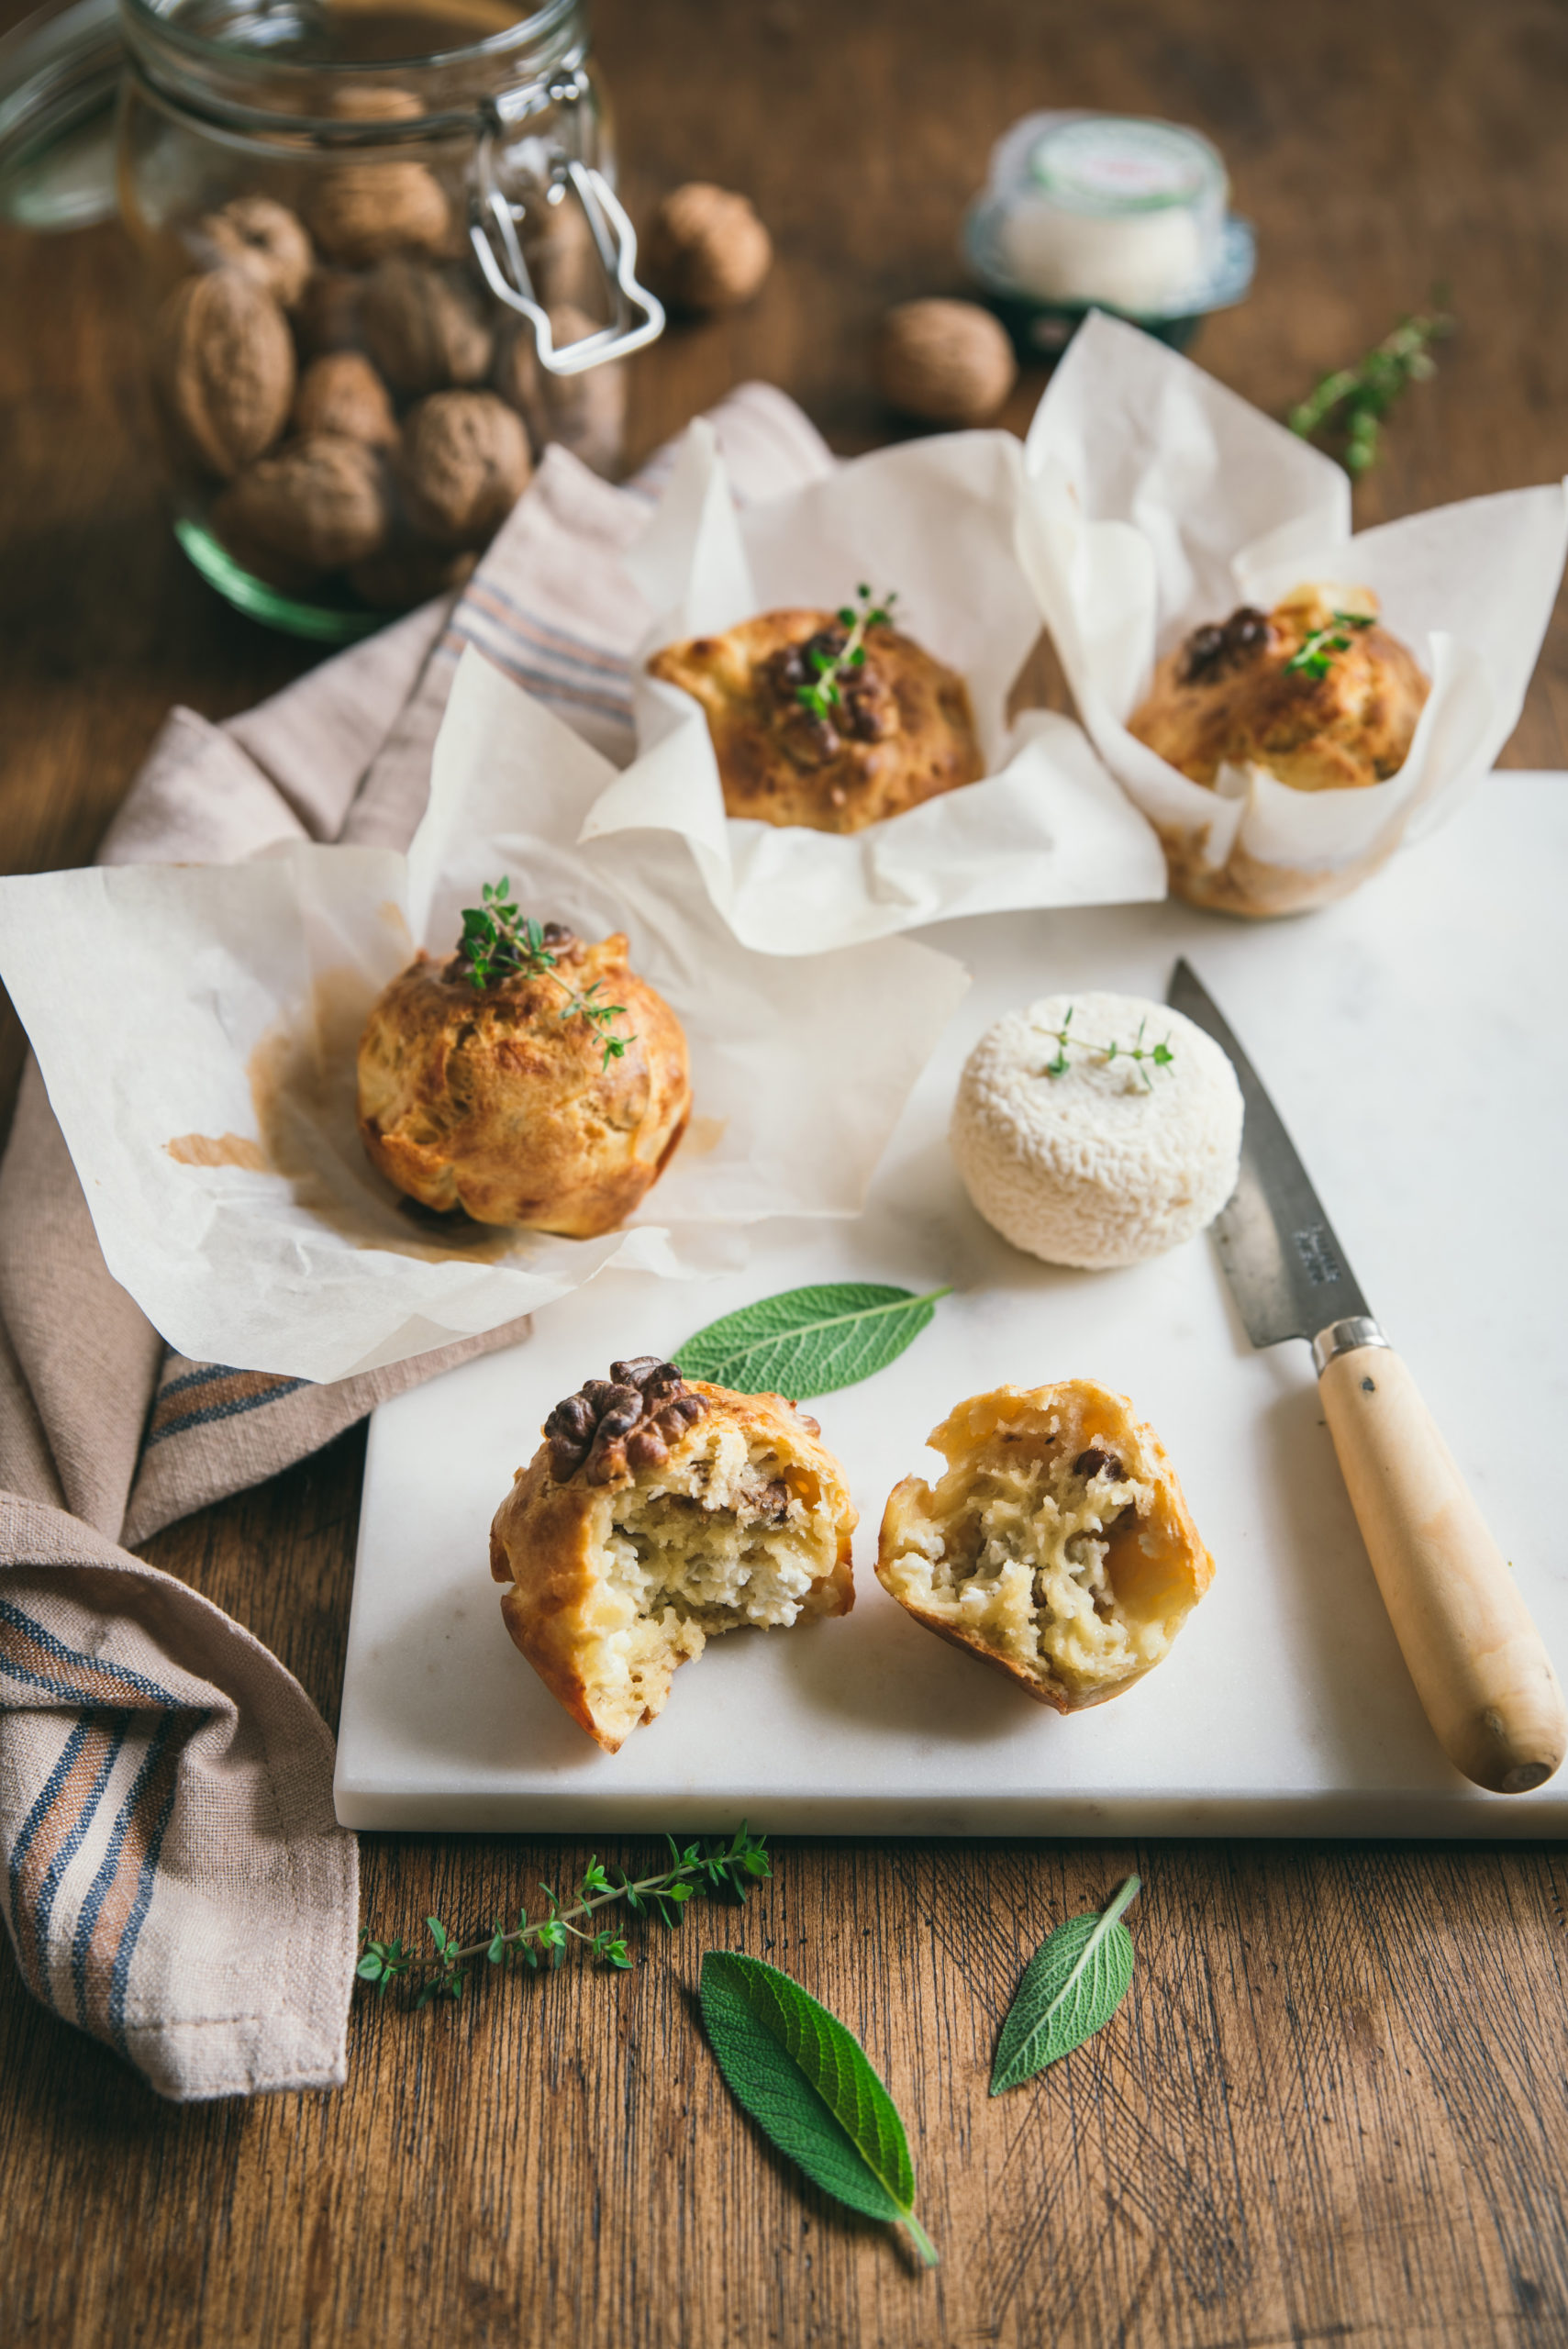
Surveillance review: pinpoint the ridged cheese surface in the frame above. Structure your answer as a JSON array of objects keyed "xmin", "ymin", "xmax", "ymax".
[{"xmin": 951, "ymin": 990, "xmax": 1243, "ymax": 1269}]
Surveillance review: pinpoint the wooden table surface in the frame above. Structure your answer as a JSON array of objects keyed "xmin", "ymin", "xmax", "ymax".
[{"xmin": 4, "ymin": 2, "xmax": 1568, "ymax": 2343}]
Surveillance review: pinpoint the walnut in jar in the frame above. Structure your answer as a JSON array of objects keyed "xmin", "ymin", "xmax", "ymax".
[
  {"xmin": 291, "ymin": 351, "xmax": 398, "ymax": 447},
  {"xmin": 361, "ymin": 258, "xmax": 494, "ymax": 396},
  {"xmin": 397, "ymin": 390, "xmax": 532, "ymax": 544},
  {"xmin": 215, "ymin": 433, "xmax": 390, "ymax": 573},
  {"xmin": 192, "ymin": 195, "xmax": 315, "ymax": 309},
  {"xmin": 309, "ymin": 161, "xmax": 450, "ymax": 267},
  {"xmin": 153, "ymin": 268, "xmax": 295, "ymax": 479}
]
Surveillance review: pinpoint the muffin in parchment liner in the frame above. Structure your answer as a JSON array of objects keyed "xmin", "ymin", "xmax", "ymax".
[
  {"xmin": 0, "ymin": 651, "xmax": 967, "ymax": 1385},
  {"xmin": 574, "ymin": 415, "xmax": 1167, "ymax": 956},
  {"xmin": 1018, "ymin": 313, "xmax": 1568, "ymax": 918}
]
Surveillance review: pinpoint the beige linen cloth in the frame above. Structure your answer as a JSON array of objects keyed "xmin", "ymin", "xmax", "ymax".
[{"xmin": 0, "ymin": 385, "xmax": 833, "ymax": 2099}]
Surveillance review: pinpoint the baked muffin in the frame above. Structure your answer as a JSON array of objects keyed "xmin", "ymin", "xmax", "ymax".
[
  {"xmin": 357, "ymin": 902, "xmax": 690, "ymax": 1234},
  {"xmin": 646, "ymin": 605, "xmax": 984, "ymax": 833},
  {"xmin": 490, "ymin": 1356, "xmax": 857, "ymax": 1751},
  {"xmin": 1127, "ymin": 584, "xmax": 1429, "ymax": 794},
  {"xmin": 877, "ymin": 1381, "xmax": 1212, "ymax": 1713}
]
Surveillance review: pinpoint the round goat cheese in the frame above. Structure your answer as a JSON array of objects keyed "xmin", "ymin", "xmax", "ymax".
[{"xmin": 951, "ymin": 990, "xmax": 1243, "ymax": 1269}]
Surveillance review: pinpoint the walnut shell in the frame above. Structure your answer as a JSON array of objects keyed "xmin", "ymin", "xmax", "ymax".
[
  {"xmin": 309, "ymin": 161, "xmax": 450, "ymax": 266},
  {"xmin": 291, "ymin": 351, "xmax": 398, "ymax": 446},
  {"xmin": 398, "ymin": 391, "xmax": 531, "ymax": 544},
  {"xmin": 193, "ymin": 195, "xmax": 314, "ymax": 308},
  {"xmin": 873, "ymin": 297, "xmax": 1018, "ymax": 427},
  {"xmin": 294, "ymin": 268, "xmax": 362, "ymax": 357},
  {"xmin": 154, "ymin": 268, "xmax": 295, "ymax": 479},
  {"xmin": 642, "ymin": 182, "xmax": 773, "ymax": 313},
  {"xmin": 360, "ymin": 257, "xmax": 493, "ymax": 395},
  {"xmin": 215, "ymin": 433, "xmax": 390, "ymax": 573}
]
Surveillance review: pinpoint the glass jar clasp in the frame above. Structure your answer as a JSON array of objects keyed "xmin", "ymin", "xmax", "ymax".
[{"xmin": 471, "ymin": 99, "xmax": 664, "ymax": 376}]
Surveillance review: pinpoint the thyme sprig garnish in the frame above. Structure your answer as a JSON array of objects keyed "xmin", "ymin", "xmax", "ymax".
[
  {"xmin": 1040, "ymin": 1007, "xmax": 1174, "ymax": 1091},
  {"xmin": 1283, "ymin": 608, "xmax": 1375, "ymax": 680},
  {"xmin": 1288, "ymin": 309, "xmax": 1452, "ymax": 476},
  {"xmin": 796, "ymin": 584, "xmax": 898, "ymax": 723},
  {"xmin": 455, "ymin": 877, "xmax": 637, "ymax": 1071},
  {"xmin": 356, "ymin": 1825, "xmax": 773, "ymax": 2008}
]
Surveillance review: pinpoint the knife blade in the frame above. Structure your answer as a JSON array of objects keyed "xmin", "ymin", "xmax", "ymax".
[{"xmin": 1170, "ymin": 957, "xmax": 1566, "ymax": 1797}]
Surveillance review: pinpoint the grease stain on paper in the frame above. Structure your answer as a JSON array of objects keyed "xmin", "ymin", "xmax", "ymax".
[
  {"xmin": 243, "ymin": 967, "xmax": 517, "ymax": 1265},
  {"xmin": 165, "ymin": 1131, "xmax": 271, "ymax": 1171},
  {"xmin": 676, "ymin": 1113, "xmax": 728, "ymax": 1160}
]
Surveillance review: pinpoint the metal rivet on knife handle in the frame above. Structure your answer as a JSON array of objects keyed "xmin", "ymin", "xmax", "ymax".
[{"xmin": 1316, "ymin": 1333, "xmax": 1568, "ymax": 1796}]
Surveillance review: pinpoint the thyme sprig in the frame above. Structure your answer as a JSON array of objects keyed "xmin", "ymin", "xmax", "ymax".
[
  {"xmin": 1040, "ymin": 1007, "xmax": 1174, "ymax": 1091},
  {"xmin": 455, "ymin": 877, "xmax": 637, "ymax": 1071},
  {"xmin": 1283, "ymin": 608, "xmax": 1375, "ymax": 681},
  {"xmin": 1288, "ymin": 309, "xmax": 1452, "ymax": 476},
  {"xmin": 357, "ymin": 1825, "xmax": 773, "ymax": 2008},
  {"xmin": 796, "ymin": 584, "xmax": 898, "ymax": 723}
]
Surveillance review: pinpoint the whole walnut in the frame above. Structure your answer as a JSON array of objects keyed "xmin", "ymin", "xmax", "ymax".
[
  {"xmin": 873, "ymin": 297, "xmax": 1018, "ymax": 427},
  {"xmin": 291, "ymin": 351, "xmax": 398, "ymax": 446},
  {"xmin": 361, "ymin": 257, "xmax": 493, "ymax": 395},
  {"xmin": 310, "ymin": 161, "xmax": 450, "ymax": 266},
  {"xmin": 215, "ymin": 433, "xmax": 390, "ymax": 573},
  {"xmin": 398, "ymin": 391, "xmax": 531, "ymax": 544},
  {"xmin": 294, "ymin": 268, "xmax": 362, "ymax": 356},
  {"xmin": 643, "ymin": 183, "xmax": 773, "ymax": 313},
  {"xmin": 495, "ymin": 301, "xmax": 624, "ymax": 478},
  {"xmin": 193, "ymin": 195, "xmax": 314, "ymax": 309},
  {"xmin": 154, "ymin": 268, "xmax": 295, "ymax": 479}
]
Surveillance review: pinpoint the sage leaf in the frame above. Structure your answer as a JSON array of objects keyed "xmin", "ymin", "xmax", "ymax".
[
  {"xmin": 674, "ymin": 1282, "xmax": 950, "ymax": 1400},
  {"xmin": 990, "ymin": 1876, "xmax": 1140, "ymax": 2095},
  {"xmin": 700, "ymin": 1952, "xmax": 939, "ymax": 2267}
]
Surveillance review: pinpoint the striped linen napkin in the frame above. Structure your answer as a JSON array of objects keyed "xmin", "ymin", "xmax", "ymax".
[{"xmin": 0, "ymin": 384, "xmax": 832, "ymax": 2099}]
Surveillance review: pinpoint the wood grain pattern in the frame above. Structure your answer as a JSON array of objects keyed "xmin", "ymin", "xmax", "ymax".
[{"xmin": 4, "ymin": 0, "xmax": 1568, "ymax": 2342}]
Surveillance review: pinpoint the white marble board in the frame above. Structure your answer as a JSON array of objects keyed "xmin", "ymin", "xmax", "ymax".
[{"xmin": 336, "ymin": 774, "xmax": 1568, "ymax": 1838}]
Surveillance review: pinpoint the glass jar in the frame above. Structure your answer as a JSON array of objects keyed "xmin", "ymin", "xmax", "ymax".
[{"xmin": 5, "ymin": 0, "xmax": 662, "ymax": 639}]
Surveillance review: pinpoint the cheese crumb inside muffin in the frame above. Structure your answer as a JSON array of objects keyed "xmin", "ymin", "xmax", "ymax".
[
  {"xmin": 647, "ymin": 604, "xmax": 984, "ymax": 833},
  {"xmin": 357, "ymin": 898, "xmax": 690, "ymax": 1235},
  {"xmin": 490, "ymin": 1357, "xmax": 857, "ymax": 1751},
  {"xmin": 1127, "ymin": 583, "xmax": 1429, "ymax": 795},
  {"xmin": 877, "ymin": 1381, "xmax": 1213, "ymax": 1711},
  {"xmin": 951, "ymin": 989, "xmax": 1242, "ymax": 1270}
]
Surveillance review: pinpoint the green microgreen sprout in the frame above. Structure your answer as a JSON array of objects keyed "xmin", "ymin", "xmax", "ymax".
[
  {"xmin": 456, "ymin": 876, "xmax": 637, "ymax": 1073},
  {"xmin": 355, "ymin": 1825, "xmax": 772, "ymax": 2009},
  {"xmin": 1288, "ymin": 309, "xmax": 1453, "ymax": 476},
  {"xmin": 795, "ymin": 584, "xmax": 897, "ymax": 724},
  {"xmin": 1283, "ymin": 608, "xmax": 1376, "ymax": 681},
  {"xmin": 1041, "ymin": 1007, "xmax": 1174, "ymax": 1092}
]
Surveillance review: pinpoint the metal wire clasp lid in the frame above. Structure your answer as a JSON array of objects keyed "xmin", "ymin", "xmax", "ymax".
[{"xmin": 470, "ymin": 78, "xmax": 663, "ymax": 377}]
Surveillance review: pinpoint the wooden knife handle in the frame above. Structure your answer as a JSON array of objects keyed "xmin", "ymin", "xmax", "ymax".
[{"xmin": 1318, "ymin": 1338, "xmax": 1568, "ymax": 1794}]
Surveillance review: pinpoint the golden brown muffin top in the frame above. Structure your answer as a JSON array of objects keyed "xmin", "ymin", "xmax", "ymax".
[
  {"xmin": 1127, "ymin": 584, "xmax": 1429, "ymax": 794},
  {"xmin": 647, "ymin": 605, "xmax": 984, "ymax": 833}
]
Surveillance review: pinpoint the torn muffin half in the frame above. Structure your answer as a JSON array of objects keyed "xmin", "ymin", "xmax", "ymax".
[
  {"xmin": 876, "ymin": 1381, "xmax": 1212, "ymax": 1712},
  {"xmin": 490, "ymin": 1355, "xmax": 857, "ymax": 1752}
]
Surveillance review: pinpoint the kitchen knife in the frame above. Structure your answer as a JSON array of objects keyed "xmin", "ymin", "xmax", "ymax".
[{"xmin": 1169, "ymin": 956, "xmax": 1566, "ymax": 1796}]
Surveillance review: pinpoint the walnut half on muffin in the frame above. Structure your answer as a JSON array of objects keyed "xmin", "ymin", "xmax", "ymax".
[
  {"xmin": 1127, "ymin": 584, "xmax": 1429, "ymax": 795},
  {"xmin": 491, "ymin": 1358, "xmax": 857, "ymax": 1751},
  {"xmin": 357, "ymin": 895, "xmax": 690, "ymax": 1234},
  {"xmin": 646, "ymin": 598, "xmax": 984, "ymax": 833},
  {"xmin": 877, "ymin": 1381, "xmax": 1213, "ymax": 1712}
]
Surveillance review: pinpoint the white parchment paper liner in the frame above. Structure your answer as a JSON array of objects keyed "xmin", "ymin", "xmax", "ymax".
[
  {"xmin": 575, "ymin": 418, "xmax": 1167, "ymax": 953},
  {"xmin": 0, "ymin": 651, "xmax": 969, "ymax": 1385},
  {"xmin": 1018, "ymin": 312, "xmax": 1568, "ymax": 915}
]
